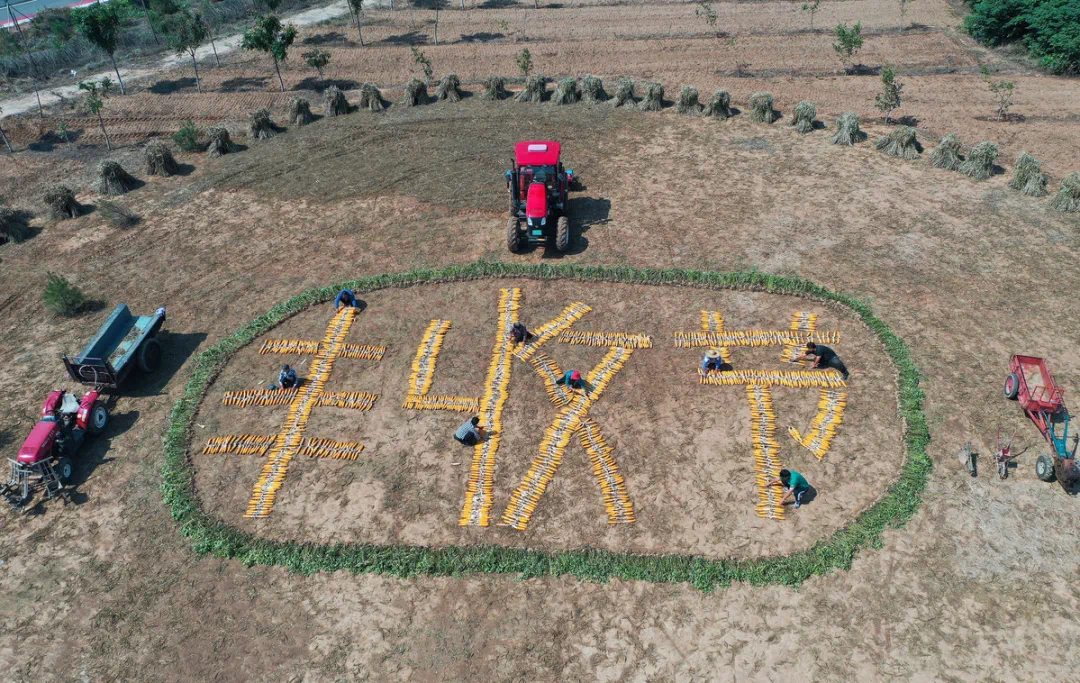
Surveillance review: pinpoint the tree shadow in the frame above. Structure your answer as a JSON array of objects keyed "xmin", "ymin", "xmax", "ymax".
[
  {"xmin": 460, "ymin": 32, "xmax": 505, "ymax": 43},
  {"xmin": 413, "ymin": 0, "xmax": 451, "ymax": 8},
  {"xmin": 122, "ymin": 331, "xmax": 208, "ymax": 398},
  {"xmin": 848, "ymin": 64, "xmax": 881, "ymax": 76},
  {"xmin": 294, "ymin": 77, "xmax": 359, "ymax": 92},
  {"xmin": 302, "ymin": 32, "xmax": 358, "ymax": 47},
  {"xmin": 26, "ymin": 128, "xmax": 82, "ymax": 152},
  {"xmin": 0, "ymin": 208, "xmax": 38, "ymax": 243},
  {"xmin": 171, "ymin": 162, "xmax": 197, "ymax": 177},
  {"xmin": 149, "ymin": 76, "xmax": 199, "ymax": 95},
  {"xmin": 220, "ymin": 76, "xmax": 271, "ymax": 92},
  {"xmin": 478, "ymin": 0, "xmax": 518, "ymax": 7},
  {"xmin": 893, "ymin": 114, "xmax": 920, "ymax": 127},
  {"xmin": 380, "ymin": 31, "xmax": 429, "ymax": 46}
]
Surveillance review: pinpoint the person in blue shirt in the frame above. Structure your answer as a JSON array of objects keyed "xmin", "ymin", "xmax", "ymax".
[
  {"xmin": 335, "ymin": 289, "xmax": 359, "ymax": 309},
  {"xmin": 765, "ymin": 469, "xmax": 811, "ymax": 508},
  {"xmin": 701, "ymin": 349, "xmax": 725, "ymax": 372},
  {"xmin": 278, "ymin": 364, "xmax": 298, "ymax": 390},
  {"xmin": 454, "ymin": 416, "xmax": 486, "ymax": 446}
]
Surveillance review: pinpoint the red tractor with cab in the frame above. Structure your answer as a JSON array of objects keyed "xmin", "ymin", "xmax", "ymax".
[
  {"xmin": 3, "ymin": 389, "xmax": 108, "ymax": 506},
  {"xmin": 506, "ymin": 141, "xmax": 576, "ymax": 253}
]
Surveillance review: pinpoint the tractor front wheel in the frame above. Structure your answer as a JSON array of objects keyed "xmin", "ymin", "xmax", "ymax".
[
  {"xmin": 88, "ymin": 403, "xmax": 109, "ymax": 435},
  {"xmin": 138, "ymin": 337, "xmax": 162, "ymax": 373},
  {"xmin": 1004, "ymin": 373, "xmax": 1020, "ymax": 400},
  {"xmin": 1036, "ymin": 453, "xmax": 1055, "ymax": 482},
  {"xmin": 57, "ymin": 457, "xmax": 74, "ymax": 483},
  {"xmin": 507, "ymin": 218, "xmax": 522, "ymax": 253},
  {"xmin": 556, "ymin": 216, "xmax": 570, "ymax": 252}
]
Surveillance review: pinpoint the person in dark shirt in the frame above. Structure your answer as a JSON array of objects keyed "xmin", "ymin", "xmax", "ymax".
[
  {"xmin": 278, "ymin": 364, "xmax": 298, "ymax": 390},
  {"xmin": 507, "ymin": 322, "xmax": 534, "ymax": 346},
  {"xmin": 555, "ymin": 370, "xmax": 584, "ymax": 392},
  {"xmin": 335, "ymin": 289, "xmax": 359, "ymax": 309},
  {"xmin": 765, "ymin": 469, "xmax": 811, "ymax": 508},
  {"xmin": 454, "ymin": 416, "xmax": 485, "ymax": 446},
  {"xmin": 801, "ymin": 342, "xmax": 849, "ymax": 380}
]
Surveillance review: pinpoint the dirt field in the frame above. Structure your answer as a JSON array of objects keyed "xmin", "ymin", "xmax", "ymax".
[{"xmin": 2, "ymin": 0, "xmax": 1080, "ymax": 680}]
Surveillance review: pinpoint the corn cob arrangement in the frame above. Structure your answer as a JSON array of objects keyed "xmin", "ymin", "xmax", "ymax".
[
  {"xmin": 558, "ymin": 330, "xmax": 653, "ymax": 349},
  {"xmin": 298, "ymin": 437, "xmax": 365, "ymax": 460},
  {"xmin": 339, "ymin": 343, "xmax": 386, "ymax": 361},
  {"xmin": 260, "ymin": 339, "xmax": 321, "ymax": 356},
  {"xmin": 528, "ymin": 351, "xmax": 574, "ymax": 407},
  {"xmin": 699, "ymin": 369, "xmax": 847, "ymax": 388},
  {"xmin": 460, "ymin": 288, "xmax": 521, "ymax": 527},
  {"xmin": 701, "ymin": 310, "xmax": 733, "ymax": 364},
  {"xmin": 513, "ymin": 302, "xmax": 591, "ymax": 361},
  {"xmin": 202, "ymin": 434, "xmax": 276, "ymax": 456},
  {"xmin": 788, "ymin": 389, "xmax": 847, "ymax": 460},
  {"xmin": 779, "ymin": 312, "xmax": 818, "ymax": 365},
  {"xmin": 747, "ymin": 383, "xmax": 785, "ymax": 520},
  {"xmin": 402, "ymin": 319, "xmax": 480, "ymax": 413},
  {"xmin": 580, "ymin": 417, "xmax": 635, "ymax": 524},
  {"xmin": 315, "ymin": 391, "xmax": 378, "ymax": 411},
  {"xmin": 222, "ymin": 389, "xmax": 298, "ymax": 407},
  {"xmin": 674, "ymin": 330, "xmax": 841, "ymax": 348}
]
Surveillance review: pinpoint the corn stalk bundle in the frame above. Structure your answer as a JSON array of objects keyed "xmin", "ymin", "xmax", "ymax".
[
  {"xmin": 1050, "ymin": 172, "xmax": 1080, "ymax": 213},
  {"xmin": 958, "ymin": 141, "xmax": 998, "ymax": 180},
  {"xmin": 436, "ymin": 73, "xmax": 463, "ymax": 102},
  {"xmin": 288, "ymin": 97, "xmax": 313, "ymax": 125},
  {"xmin": 403, "ymin": 78, "xmax": 428, "ymax": 106},
  {"xmin": 929, "ymin": 132, "xmax": 963, "ymax": 170},
  {"xmin": 481, "ymin": 75, "xmax": 509, "ymax": 101},
  {"xmin": 552, "ymin": 78, "xmax": 580, "ymax": 105},
  {"xmin": 247, "ymin": 108, "xmax": 276, "ymax": 140},
  {"xmin": 791, "ymin": 100, "xmax": 816, "ymax": 134},
  {"xmin": 638, "ymin": 82, "xmax": 664, "ymax": 111},
  {"xmin": 96, "ymin": 199, "xmax": 139, "ymax": 228},
  {"xmin": 676, "ymin": 86, "xmax": 700, "ymax": 115},
  {"xmin": 831, "ymin": 112, "xmax": 864, "ymax": 146},
  {"xmin": 144, "ymin": 141, "xmax": 178, "ymax": 176},
  {"xmin": 324, "ymin": 85, "xmax": 350, "ymax": 116},
  {"xmin": 706, "ymin": 90, "xmax": 731, "ymax": 119},
  {"xmin": 515, "ymin": 74, "xmax": 546, "ymax": 103},
  {"xmin": 581, "ymin": 75, "xmax": 606, "ymax": 103},
  {"xmin": 43, "ymin": 184, "xmax": 79, "ymax": 220},
  {"xmin": 0, "ymin": 205, "xmax": 30, "ymax": 243},
  {"xmin": 1008, "ymin": 152, "xmax": 1049, "ymax": 197},
  {"xmin": 749, "ymin": 92, "xmax": 778, "ymax": 123},
  {"xmin": 359, "ymin": 84, "xmax": 385, "ymax": 112},
  {"xmin": 611, "ymin": 78, "xmax": 636, "ymax": 108},
  {"xmin": 96, "ymin": 160, "xmax": 136, "ymax": 196},
  {"xmin": 207, "ymin": 126, "xmax": 236, "ymax": 157},
  {"xmin": 874, "ymin": 126, "xmax": 920, "ymax": 160}
]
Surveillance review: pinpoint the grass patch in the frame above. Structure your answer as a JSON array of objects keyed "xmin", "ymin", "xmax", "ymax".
[{"xmin": 161, "ymin": 261, "xmax": 930, "ymax": 591}]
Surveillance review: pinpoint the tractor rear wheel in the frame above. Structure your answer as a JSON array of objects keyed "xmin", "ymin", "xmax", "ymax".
[
  {"xmin": 556, "ymin": 216, "xmax": 570, "ymax": 252},
  {"xmin": 1004, "ymin": 373, "xmax": 1020, "ymax": 400},
  {"xmin": 138, "ymin": 338, "xmax": 162, "ymax": 373},
  {"xmin": 88, "ymin": 403, "xmax": 109, "ymax": 435},
  {"xmin": 507, "ymin": 218, "xmax": 522, "ymax": 253},
  {"xmin": 1036, "ymin": 453, "xmax": 1055, "ymax": 482},
  {"xmin": 57, "ymin": 457, "xmax": 73, "ymax": 483}
]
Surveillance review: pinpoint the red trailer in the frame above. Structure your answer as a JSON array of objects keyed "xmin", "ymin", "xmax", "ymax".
[{"xmin": 1004, "ymin": 355, "xmax": 1078, "ymax": 485}]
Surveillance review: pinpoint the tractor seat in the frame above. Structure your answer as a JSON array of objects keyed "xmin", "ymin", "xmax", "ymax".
[{"xmin": 60, "ymin": 392, "xmax": 80, "ymax": 415}]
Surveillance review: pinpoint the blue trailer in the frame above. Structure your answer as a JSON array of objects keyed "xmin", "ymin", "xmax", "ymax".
[{"xmin": 62, "ymin": 305, "xmax": 166, "ymax": 389}]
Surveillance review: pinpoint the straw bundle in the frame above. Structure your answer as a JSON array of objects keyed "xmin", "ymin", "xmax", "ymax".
[
  {"xmin": 207, "ymin": 126, "xmax": 236, "ymax": 157},
  {"xmin": 929, "ymin": 133, "xmax": 963, "ymax": 171},
  {"xmin": 288, "ymin": 97, "xmax": 313, "ymax": 125},
  {"xmin": 96, "ymin": 160, "xmax": 136, "ymax": 196},
  {"xmin": 403, "ymin": 78, "xmax": 428, "ymax": 106},
  {"xmin": 144, "ymin": 141, "xmax": 178, "ymax": 176},
  {"xmin": 324, "ymin": 85, "xmax": 350, "ymax": 116},
  {"xmin": 831, "ymin": 113, "xmax": 864, "ymax": 145},
  {"xmin": 612, "ymin": 79, "xmax": 636, "ymax": 108},
  {"xmin": 639, "ymin": 82, "xmax": 664, "ymax": 111},
  {"xmin": 552, "ymin": 78, "xmax": 580, "ymax": 105},
  {"xmin": 749, "ymin": 92, "xmax": 778, "ymax": 123},
  {"xmin": 1007, "ymin": 152, "xmax": 1049, "ymax": 197},
  {"xmin": 359, "ymin": 84, "xmax": 385, "ymax": 112},
  {"xmin": 481, "ymin": 75, "xmax": 509, "ymax": 101},
  {"xmin": 676, "ymin": 86, "xmax": 700, "ymax": 115},
  {"xmin": 958, "ymin": 141, "xmax": 998, "ymax": 180},
  {"xmin": 515, "ymin": 74, "xmax": 547, "ymax": 103},
  {"xmin": 248, "ymin": 108, "xmax": 276, "ymax": 140},
  {"xmin": 436, "ymin": 74, "xmax": 463, "ymax": 102},
  {"xmin": 791, "ymin": 100, "xmax": 816, "ymax": 133},
  {"xmin": 874, "ymin": 126, "xmax": 921, "ymax": 160},
  {"xmin": 1050, "ymin": 172, "xmax": 1080, "ymax": 213},
  {"xmin": 581, "ymin": 75, "xmax": 606, "ymax": 103},
  {"xmin": 44, "ymin": 185, "xmax": 79, "ymax": 220},
  {"xmin": 705, "ymin": 90, "xmax": 731, "ymax": 119}
]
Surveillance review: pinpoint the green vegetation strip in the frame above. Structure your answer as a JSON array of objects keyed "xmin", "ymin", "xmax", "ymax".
[{"xmin": 161, "ymin": 260, "xmax": 930, "ymax": 591}]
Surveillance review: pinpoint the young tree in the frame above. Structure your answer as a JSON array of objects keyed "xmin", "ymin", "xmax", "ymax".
[
  {"xmin": 729, "ymin": 36, "xmax": 749, "ymax": 77},
  {"xmin": 516, "ymin": 47, "xmax": 532, "ymax": 78},
  {"xmin": 980, "ymin": 64, "xmax": 1015, "ymax": 121},
  {"xmin": 801, "ymin": 0, "xmax": 821, "ymax": 31},
  {"xmin": 411, "ymin": 46, "xmax": 433, "ymax": 82},
  {"xmin": 833, "ymin": 21, "xmax": 863, "ymax": 73},
  {"xmin": 6, "ymin": 3, "xmax": 47, "ymax": 117},
  {"xmin": 0, "ymin": 105, "xmax": 13, "ymax": 153},
  {"xmin": 346, "ymin": 0, "xmax": 365, "ymax": 46},
  {"xmin": 240, "ymin": 14, "xmax": 298, "ymax": 93},
  {"xmin": 136, "ymin": 0, "xmax": 162, "ymax": 46},
  {"xmin": 198, "ymin": 3, "xmax": 222, "ymax": 67},
  {"xmin": 72, "ymin": 2, "xmax": 127, "ymax": 94},
  {"xmin": 303, "ymin": 48, "xmax": 331, "ymax": 86},
  {"xmin": 170, "ymin": 10, "xmax": 209, "ymax": 93},
  {"xmin": 79, "ymin": 77, "xmax": 114, "ymax": 151},
  {"xmin": 695, "ymin": 0, "xmax": 719, "ymax": 38},
  {"xmin": 433, "ymin": 3, "xmax": 441, "ymax": 46},
  {"xmin": 898, "ymin": 0, "xmax": 915, "ymax": 33},
  {"xmin": 874, "ymin": 62, "xmax": 904, "ymax": 123}
]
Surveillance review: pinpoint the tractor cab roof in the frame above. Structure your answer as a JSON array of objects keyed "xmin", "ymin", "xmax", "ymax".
[{"xmin": 515, "ymin": 141, "xmax": 561, "ymax": 167}]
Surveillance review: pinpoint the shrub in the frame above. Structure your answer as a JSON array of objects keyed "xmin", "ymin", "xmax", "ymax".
[
  {"xmin": 144, "ymin": 141, "xmax": 179, "ymax": 176},
  {"xmin": 958, "ymin": 141, "xmax": 998, "ymax": 180},
  {"xmin": 404, "ymin": 78, "xmax": 429, "ymax": 106},
  {"xmin": 43, "ymin": 184, "xmax": 79, "ymax": 220},
  {"xmin": 42, "ymin": 273, "xmax": 89, "ymax": 317},
  {"xmin": 638, "ymin": 82, "xmax": 664, "ymax": 111},
  {"xmin": 96, "ymin": 199, "xmax": 139, "ymax": 228},
  {"xmin": 581, "ymin": 75, "xmax": 606, "ymax": 103},
  {"xmin": 551, "ymin": 78, "xmax": 580, "ymax": 105},
  {"xmin": 612, "ymin": 78, "xmax": 636, "ymax": 108},
  {"xmin": 1008, "ymin": 152, "xmax": 1049, "ymax": 197},
  {"xmin": 676, "ymin": 86, "xmax": 701, "ymax": 115},
  {"xmin": 96, "ymin": 160, "xmax": 136, "ymax": 195},
  {"xmin": 831, "ymin": 112, "xmax": 865, "ymax": 145},
  {"xmin": 874, "ymin": 126, "xmax": 921, "ymax": 160},
  {"xmin": 1049, "ymin": 172, "xmax": 1080, "ymax": 213},
  {"xmin": 207, "ymin": 126, "xmax": 236, "ymax": 157},
  {"xmin": 481, "ymin": 75, "xmax": 509, "ymax": 101},
  {"xmin": 324, "ymin": 85, "xmax": 350, "ymax": 116},
  {"xmin": 964, "ymin": 0, "xmax": 1080, "ymax": 74},
  {"xmin": 875, "ymin": 64, "xmax": 904, "ymax": 123},
  {"xmin": 749, "ymin": 92, "xmax": 778, "ymax": 123},
  {"xmin": 288, "ymin": 97, "xmax": 313, "ymax": 125},
  {"xmin": 706, "ymin": 90, "xmax": 731, "ymax": 119},
  {"xmin": 436, "ymin": 74, "xmax": 463, "ymax": 102},
  {"xmin": 515, "ymin": 74, "xmax": 546, "ymax": 103},
  {"xmin": 248, "ymin": 108, "xmax": 276, "ymax": 140},
  {"xmin": 930, "ymin": 133, "xmax": 963, "ymax": 171},
  {"xmin": 791, "ymin": 100, "xmax": 817, "ymax": 133},
  {"xmin": 172, "ymin": 119, "xmax": 201, "ymax": 152}
]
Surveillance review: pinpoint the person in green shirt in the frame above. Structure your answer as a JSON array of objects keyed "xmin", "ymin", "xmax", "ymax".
[{"xmin": 766, "ymin": 469, "xmax": 811, "ymax": 508}]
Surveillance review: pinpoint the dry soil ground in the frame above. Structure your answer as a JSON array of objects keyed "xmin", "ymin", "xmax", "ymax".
[{"xmin": 2, "ymin": 0, "xmax": 1080, "ymax": 681}]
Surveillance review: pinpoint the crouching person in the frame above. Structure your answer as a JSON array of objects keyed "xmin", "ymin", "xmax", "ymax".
[{"xmin": 454, "ymin": 416, "xmax": 486, "ymax": 446}]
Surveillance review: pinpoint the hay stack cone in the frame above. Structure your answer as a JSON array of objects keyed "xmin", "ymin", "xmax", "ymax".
[
  {"xmin": 324, "ymin": 85, "xmax": 350, "ymax": 116},
  {"xmin": 1008, "ymin": 152, "xmax": 1049, "ymax": 197},
  {"xmin": 958, "ymin": 141, "xmax": 998, "ymax": 180},
  {"xmin": 831, "ymin": 112, "xmax": 864, "ymax": 145},
  {"xmin": 207, "ymin": 126, "xmax": 236, "ymax": 157},
  {"xmin": 677, "ymin": 86, "xmax": 701, "ymax": 115},
  {"xmin": 1050, "ymin": 172, "xmax": 1080, "ymax": 213},
  {"xmin": 638, "ymin": 82, "xmax": 664, "ymax": 111},
  {"xmin": 404, "ymin": 78, "xmax": 429, "ymax": 106},
  {"xmin": 436, "ymin": 74, "xmax": 463, "ymax": 102},
  {"xmin": 749, "ymin": 92, "xmax": 778, "ymax": 123},
  {"xmin": 144, "ymin": 141, "xmax": 178, "ymax": 177},
  {"xmin": 930, "ymin": 133, "xmax": 963, "ymax": 171},
  {"xmin": 481, "ymin": 75, "xmax": 509, "ymax": 101},
  {"xmin": 791, "ymin": 100, "xmax": 816, "ymax": 133},
  {"xmin": 515, "ymin": 74, "xmax": 546, "ymax": 103},
  {"xmin": 44, "ymin": 185, "xmax": 79, "ymax": 220},
  {"xmin": 874, "ymin": 126, "xmax": 921, "ymax": 160},
  {"xmin": 288, "ymin": 97, "xmax": 313, "ymax": 125},
  {"xmin": 96, "ymin": 160, "xmax": 136, "ymax": 196},
  {"xmin": 706, "ymin": 90, "xmax": 731, "ymax": 119},
  {"xmin": 0, "ymin": 205, "xmax": 31, "ymax": 243},
  {"xmin": 552, "ymin": 78, "xmax": 580, "ymax": 105},
  {"xmin": 248, "ymin": 108, "xmax": 276, "ymax": 140},
  {"xmin": 581, "ymin": 75, "xmax": 606, "ymax": 103},
  {"xmin": 612, "ymin": 78, "xmax": 636, "ymax": 108},
  {"xmin": 359, "ymin": 84, "xmax": 385, "ymax": 112}
]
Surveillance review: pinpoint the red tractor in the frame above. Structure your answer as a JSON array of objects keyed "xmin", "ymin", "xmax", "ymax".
[
  {"xmin": 3, "ymin": 389, "xmax": 108, "ymax": 506},
  {"xmin": 506, "ymin": 141, "xmax": 576, "ymax": 253}
]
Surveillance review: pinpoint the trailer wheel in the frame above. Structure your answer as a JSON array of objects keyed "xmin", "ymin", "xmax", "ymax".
[
  {"xmin": 556, "ymin": 216, "xmax": 570, "ymax": 252},
  {"xmin": 507, "ymin": 218, "xmax": 522, "ymax": 253},
  {"xmin": 138, "ymin": 338, "xmax": 162, "ymax": 373},
  {"xmin": 1036, "ymin": 453, "xmax": 1056, "ymax": 482},
  {"xmin": 57, "ymin": 457, "xmax": 74, "ymax": 483},
  {"xmin": 88, "ymin": 403, "xmax": 109, "ymax": 435},
  {"xmin": 1003, "ymin": 373, "xmax": 1020, "ymax": 400}
]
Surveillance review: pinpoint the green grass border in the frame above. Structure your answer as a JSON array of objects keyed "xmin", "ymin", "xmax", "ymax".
[{"xmin": 161, "ymin": 260, "xmax": 930, "ymax": 591}]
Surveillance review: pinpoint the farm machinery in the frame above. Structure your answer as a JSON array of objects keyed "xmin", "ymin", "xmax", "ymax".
[
  {"xmin": 1004, "ymin": 355, "xmax": 1079, "ymax": 487},
  {"xmin": 506, "ymin": 141, "xmax": 576, "ymax": 253}
]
